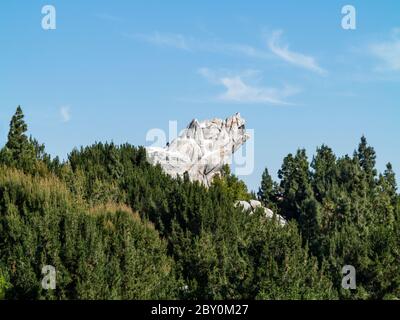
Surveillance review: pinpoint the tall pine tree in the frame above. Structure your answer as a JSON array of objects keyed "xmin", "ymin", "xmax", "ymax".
[
  {"xmin": 257, "ymin": 167, "xmax": 276, "ymax": 207},
  {"xmin": 0, "ymin": 106, "xmax": 53, "ymax": 173},
  {"xmin": 278, "ymin": 149, "xmax": 314, "ymax": 221},
  {"xmin": 6, "ymin": 106, "xmax": 28, "ymax": 151},
  {"xmin": 356, "ymin": 136, "xmax": 377, "ymax": 189}
]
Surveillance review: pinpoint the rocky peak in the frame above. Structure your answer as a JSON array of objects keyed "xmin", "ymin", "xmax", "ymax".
[{"xmin": 146, "ymin": 113, "xmax": 250, "ymax": 186}]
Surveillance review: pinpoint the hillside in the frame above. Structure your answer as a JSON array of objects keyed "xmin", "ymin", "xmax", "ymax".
[{"xmin": 1, "ymin": 107, "xmax": 399, "ymax": 300}]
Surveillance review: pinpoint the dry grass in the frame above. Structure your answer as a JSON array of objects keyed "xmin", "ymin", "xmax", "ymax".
[
  {"xmin": 0, "ymin": 165, "xmax": 71, "ymax": 201},
  {"xmin": 0, "ymin": 165, "xmax": 154, "ymax": 229},
  {"xmin": 89, "ymin": 202, "xmax": 135, "ymax": 216}
]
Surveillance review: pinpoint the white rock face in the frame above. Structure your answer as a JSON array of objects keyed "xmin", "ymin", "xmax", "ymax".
[
  {"xmin": 146, "ymin": 113, "xmax": 285, "ymax": 225},
  {"xmin": 235, "ymin": 200, "xmax": 287, "ymax": 226},
  {"xmin": 146, "ymin": 113, "xmax": 250, "ymax": 187}
]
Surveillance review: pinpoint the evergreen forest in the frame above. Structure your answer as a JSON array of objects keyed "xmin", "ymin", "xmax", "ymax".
[{"xmin": 0, "ymin": 106, "xmax": 399, "ymax": 300}]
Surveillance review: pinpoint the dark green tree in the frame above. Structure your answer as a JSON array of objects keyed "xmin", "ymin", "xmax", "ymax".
[
  {"xmin": 299, "ymin": 196, "xmax": 322, "ymax": 253},
  {"xmin": 311, "ymin": 145, "xmax": 337, "ymax": 202},
  {"xmin": 278, "ymin": 149, "xmax": 314, "ymax": 221},
  {"xmin": 257, "ymin": 167, "xmax": 277, "ymax": 208},
  {"xmin": 356, "ymin": 136, "xmax": 377, "ymax": 188},
  {"xmin": 0, "ymin": 106, "xmax": 52, "ymax": 173},
  {"xmin": 6, "ymin": 106, "xmax": 28, "ymax": 152},
  {"xmin": 383, "ymin": 163, "xmax": 397, "ymax": 203}
]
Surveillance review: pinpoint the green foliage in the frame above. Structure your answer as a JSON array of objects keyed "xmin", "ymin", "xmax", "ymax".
[
  {"xmin": 0, "ymin": 268, "xmax": 11, "ymax": 299},
  {"xmin": 278, "ymin": 149, "xmax": 313, "ymax": 221},
  {"xmin": 268, "ymin": 136, "xmax": 400, "ymax": 299},
  {"xmin": 0, "ymin": 167, "xmax": 177, "ymax": 299},
  {"xmin": 6, "ymin": 106, "xmax": 28, "ymax": 152},
  {"xmin": 212, "ymin": 164, "xmax": 251, "ymax": 202},
  {"xmin": 0, "ymin": 106, "xmax": 56, "ymax": 175},
  {"xmin": 257, "ymin": 167, "xmax": 279, "ymax": 211},
  {"xmin": 356, "ymin": 135, "xmax": 377, "ymax": 188},
  {"xmin": 0, "ymin": 107, "xmax": 399, "ymax": 300}
]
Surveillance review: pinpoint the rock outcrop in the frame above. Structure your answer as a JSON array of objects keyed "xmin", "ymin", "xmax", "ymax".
[
  {"xmin": 147, "ymin": 113, "xmax": 286, "ymax": 225},
  {"xmin": 146, "ymin": 113, "xmax": 250, "ymax": 186},
  {"xmin": 235, "ymin": 200, "xmax": 287, "ymax": 226}
]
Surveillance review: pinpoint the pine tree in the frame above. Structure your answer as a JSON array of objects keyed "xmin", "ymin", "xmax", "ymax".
[
  {"xmin": 311, "ymin": 145, "xmax": 337, "ymax": 202},
  {"xmin": 299, "ymin": 196, "xmax": 321, "ymax": 253},
  {"xmin": 6, "ymin": 106, "xmax": 28, "ymax": 153},
  {"xmin": 1, "ymin": 106, "xmax": 38, "ymax": 171},
  {"xmin": 278, "ymin": 149, "xmax": 313, "ymax": 221},
  {"xmin": 257, "ymin": 167, "xmax": 275, "ymax": 207},
  {"xmin": 383, "ymin": 163, "xmax": 397, "ymax": 202},
  {"xmin": 356, "ymin": 136, "xmax": 377, "ymax": 188}
]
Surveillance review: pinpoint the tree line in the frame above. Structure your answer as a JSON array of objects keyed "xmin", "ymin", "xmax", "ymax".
[{"xmin": 0, "ymin": 106, "xmax": 398, "ymax": 299}]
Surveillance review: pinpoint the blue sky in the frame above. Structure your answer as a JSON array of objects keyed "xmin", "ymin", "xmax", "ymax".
[{"xmin": 1, "ymin": 0, "xmax": 399, "ymax": 191}]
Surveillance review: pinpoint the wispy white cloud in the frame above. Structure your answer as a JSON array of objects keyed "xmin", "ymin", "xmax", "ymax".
[
  {"xmin": 199, "ymin": 68, "xmax": 300, "ymax": 105},
  {"xmin": 60, "ymin": 106, "xmax": 71, "ymax": 122},
  {"xmin": 133, "ymin": 30, "xmax": 325, "ymax": 74},
  {"xmin": 369, "ymin": 29, "xmax": 400, "ymax": 71},
  {"xmin": 267, "ymin": 30, "xmax": 327, "ymax": 75},
  {"xmin": 207, "ymin": 42, "xmax": 272, "ymax": 59},
  {"xmin": 127, "ymin": 31, "xmax": 272, "ymax": 59},
  {"xmin": 94, "ymin": 13, "xmax": 124, "ymax": 23},
  {"xmin": 128, "ymin": 32, "xmax": 191, "ymax": 51},
  {"xmin": 219, "ymin": 76, "xmax": 299, "ymax": 104}
]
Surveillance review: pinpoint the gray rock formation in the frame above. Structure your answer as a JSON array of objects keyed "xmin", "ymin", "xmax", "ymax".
[
  {"xmin": 235, "ymin": 200, "xmax": 287, "ymax": 226},
  {"xmin": 146, "ymin": 113, "xmax": 285, "ymax": 225},
  {"xmin": 146, "ymin": 113, "xmax": 250, "ymax": 186}
]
